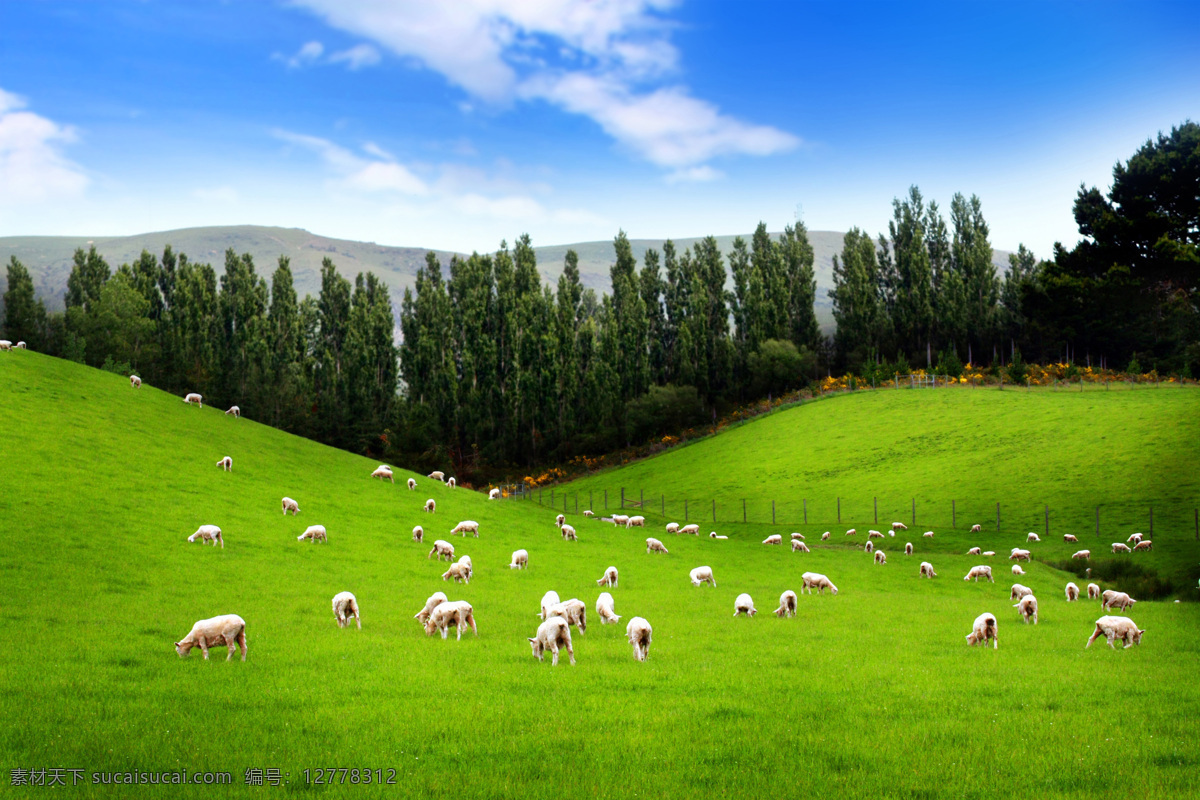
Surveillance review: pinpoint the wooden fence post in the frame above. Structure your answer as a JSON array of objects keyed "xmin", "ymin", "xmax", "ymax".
[
  {"xmin": 712, "ymin": 499, "xmax": 716, "ymax": 523},
  {"xmin": 837, "ymin": 497, "xmax": 841, "ymax": 524},
  {"xmin": 803, "ymin": 499, "xmax": 807, "ymax": 524},
  {"xmin": 996, "ymin": 502, "xmax": 1001, "ymax": 532},
  {"xmin": 743, "ymin": 499, "xmax": 747, "ymax": 523}
]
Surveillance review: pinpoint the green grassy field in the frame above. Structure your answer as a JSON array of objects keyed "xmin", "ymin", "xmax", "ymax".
[{"xmin": 2, "ymin": 353, "xmax": 1198, "ymax": 799}]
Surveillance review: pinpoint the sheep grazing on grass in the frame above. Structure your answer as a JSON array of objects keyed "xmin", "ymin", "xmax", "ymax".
[
  {"xmin": 442, "ymin": 562, "xmax": 471, "ymax": 584},
  {"xmin": 775, "ymin": 590, "xmax": 798, "ymax": 618},
  {"xmin": 710, "ymin": 532, "xmax": 728, "ymax": 539},
  {"xmin": 447, "ymin": 477, "xmax": 456, "ymax": 488},
  {"xmin": 583, "ymin": 510, "xmax": 595, "ymax": 518},
  {"xmin": 970, "ymin": 524, "xmax": 983, "ymax": 533},
  {"xmin": 546, "ymin": 598, "xmax": 587, "ymax": 634},
  {"xmin": 1111, "ymin": 542, "xmax": 1132, "ymax": 554},
  {"xmin": 596, "ymin": 592, "xmax": 621, "ymax": 625},
  {"xmin": 1014, "ymin": 594, "xmax": 1038, "ymax": 624},
  {"xmin": 1127, "ymin": 532, "xmax": 1144, "ymax": 544},
  {"xmin": 556, "ymin": 514, "xmax": 565, "ymax": 527},
  {"xmin": 597, "ymin": 566, "xmax": 619, "ymax": 588},
  {"xmin": 923, "ymin": 531, "xmax": 935, "ymax": 538},
  {"xmin": 690, "ymin": 566, "xmax": 716, "ymax": 587},
  {"xmin": 188, "ymin": 524, "xmax": 224, "ymax": 549},
  {"xmin": 919, "ymin": 562, "xmax": 937, "ymax": 579},
  {"xmin": 561, "ymin": 524, "xmax": 577, "ymax": 541},
  {"xmin": 665, "ymin": 522, "xmax": 680, "ymax": 534},
  {"xmin": 1066, "ymin": 582, "xmax": 1080, "ymax": 602},
  {"xmin": 892, "ymin": 522, "xmax": 908, "ymax": 532},
  {"xmin": 184, "ymin": 392, "xmax": 203, "ymax": 407},
  {"xmin": 790, "ymin": 532, "xmax": 805, "ymax": 541},
  {"xmin": 902, "ymin": 542, "xmax": 913, "ymax": 555},
  {"xmin": 792, "ymin": 540, "xmax": 810, "ymax": 553},
  {"xmin": 1063, "ymin": 533, "xmax": 1078, "ymax": 543},
  {"xmin": 457, "ymin": 555, "xmax": 474, "ymax": 579},
  {"xmin": 15, "ymin": 341, "xmax": 25, "ymax": 349},
  {"xmin": 539, "ymin": 591, "xmax": 561, "ymax": 621},
  {"xmin": 1072, "ymin": 550, "xmax": 1091, "ymax": 561},
  {"xmin": 1010, "ymin": 549, "xmax": 1032, "ymax": 562},
  {"xmin": 845, "ymin": 529, "xmax": 857, "ymax": 537},
  {"xmin": 763, "ymin": 534, "xmax": 783, "ymax": 545},
  {"xmin": 529, "ymin": 617, "xmax": 574, "ymax": 666},
  {"xmin": 1133, "ymin": 540, "xmax": 1153, "ymax": 552},
  {"xmin": 281, "ymin": 497, "xmax": 300, "ymax": 515},
  {"xmin": 966, "ymin": 613, "xmax": 998, "ymax": 649},
  {"xmin": 297, "ymin": 524, "xmax": 327, "ymax": 543},
  {"xmin": 646, "ymin": 537, "xmax": 669, "ymax": 554},
  {"xmin": 1010, "ymin": 584, "xmax": 1033, "ymax": 602},
  {"xmin": 1026, "ymin": 532, "xmax": 1041, "ymax": 543},
  {"xmin": 423, "ymin": 498, "xmax": 436, "ymax": 513},
  {"xmin": 509, "ymin": 549, "xmax": 528, "ymax": 569},
  {"xmin": 801, "ymin": 572, "xmax": 838, "ymax": 595},
  {"xmin": 426, "ymin": 601, "xmax": 477, "ymax": 640},
  {"xmin": 489, "ymin": 488, "xmax": 501, "ymax": 500},
  {"xmin": 626, "ymin": 515, "xmax": 646, "ymax": 528},
  {"xmin": 733, "ymin": 593, "xmax": 757, "ymax": 617},
  {"xmin": 868, "ymin": 530, "xmax": 884, "ymax": 540},
  {"xmin": 1088, "ymin": 583, "xmax": 1101, "ymax": 599},
  {"xmin": 332, "ymin": 591, "xmax": 361, "ymax": 629},
  {"xmin": 874, "ymin": 550, "xmax": 887, "ymax": 565},
  {"xmin": 371, "ymin": 465, "xmax": 394, "ymax": 483},
  {"xmin": 407, "ymin": 478, "xmax": 417, "ymax": 491},
  {"xmin": 412, "ymin": 525, "xmax": 424, "ymax": 542},
  {"xmin": 0, "ymin": 340, "xmax": 11, "ymax": 351},
  {"xmin": 610, "ymin": 514, "xmax": 630, "ymax": 527},
  {"xmin": 1086, "ymin": 615, "xmax": 1145, "ymax": 649},
  {"xmin": 414, "ymin": 591, "xmax": 447, "ymax": 625},
  {"xmin": 428, "ymin": 471, "xmax": 445, "ymax": 482},
  {"xmin": 821, "ymin": 532, "xmax": 831, "ymax": 541},
  {"xmin": 216, "ymin": 456, "xmax": 232, "ymax": 472},
  {"xmin": 864, "ymin": 541, "xmax": 875, "ymax": 554},
  {"xmin": 679, "ymin": 524, "xmax": 700, "ymax": 535},
  {"xmin": 626, "ymin": 617, "xmax": 652, "ymax": 661},
  {"xmin": 450, "ymin": 520, "xmax": 480, "ymax": 538},
  {"xmin": 983, "ymin": 551, "xmax": 996, "ymax": 558},
  {"xmin": 966, "ymin": 546, "xmax": 981, "ymax": 556},
  {"xmin": 175, "ymin": 614, "xmax": 246, "ymax": 661},
  {"xmin": 964, "ymin": 565, "xmax": 994, "ymax": 583},
  {"xmin": 1102, "ymin": 590, "xmax": 1136, "ymax": 612},
  {"xmin": 428, "ymin": 539, "xmax": 454, "ymax": 561},
  {"xmin": 130, "ymin": 375, "xmax": 142, "ymax": 388},
  {"xmin": 225, "ymin": 405, "xmax": 240, "ymax": 418},
  {"xmin": 1012, "ymin": 565, "xmax": 1025, "ymax": 575}
]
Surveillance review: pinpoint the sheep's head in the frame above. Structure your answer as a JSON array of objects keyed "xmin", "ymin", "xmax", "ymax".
[
  {"xmin": 174, "ymin": 641, "xmax": 193, "ymax": 658},
  {"xmin": 1133, "ymin": 628, "xmax": 1145, "ymax": 645},
  {"xmin": 528, "ymin": 638, "xmax": 543, "ymax": 659}
]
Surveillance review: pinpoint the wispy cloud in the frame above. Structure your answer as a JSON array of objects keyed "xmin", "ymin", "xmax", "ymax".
[
  {"xmin": 273, "ymin": 39, "xmax": 381, "ymax": 71},
  {"xmin": 329, "ymin": 43, "xmax": 381, "ymax": 70},
  {"xmin": 273, "ymin": 40, "xmax": 325, "ymax": 69},
  {"xmin": 664, "ymin": 165, "xmax": 722, "ymax": 184},
  {"xmin": 0, "ymin": 87, "xmax": 88, "ymax": 205}
]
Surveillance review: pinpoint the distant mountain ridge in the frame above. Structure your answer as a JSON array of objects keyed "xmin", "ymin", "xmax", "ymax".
[{"xmin": 1, "ymin": 225, "xmax": 1013, "ymax": 331}]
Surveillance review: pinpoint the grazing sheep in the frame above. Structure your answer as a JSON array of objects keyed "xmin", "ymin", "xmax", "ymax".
[
  {"xmin": 1133, "ymin": 540, "xmax": 1153, "ymax": 552},
  {"xmin": 281, "ymin": 497, "xmax": 300, "ymax": 515},
  {"xmin": 560, "ymin": 524, "xmax": 577, "ymax": 541},
  {"xmin": 1111, "ymin": 542, "xmax": 1132, "ymax": 554},
  {"xmin": 821, "ymin": 532, "xmax": 831, "ymax": 541},
  {"xmin": 596, "ymin": 592, "xmax": 621, "ymax": 625},
  {"xmin": 442, "ymin": 562, "xmax": 471, "ymax": 584},
  {"xmin": 790, "ymin": 532, "xmax": 805, "ymax": 541},
  {"xmin": 690, "ymin": 566, "xmax": 716, "ymax": 587},
  {"xmin": 426, "ymin": 601, "xmax": 477, "ymax": 640},
  {"xmin": 964, "ymin": 565, "xmax": 994, "ymax": 583},
  {"xmin": 626, "ymin": 515, "xmax": 646, "ymax": 528},
  {"xmin": 665, "ymin": 522, "xmax": 680, "ymax": 534},
  {"xmin": 427, "ymin": 539, "xmax": 454, "ymax": 561},
  {"xmin": 610, "ymin": 514, "xmax": 630, "ymax": 527},
  {"xmin": 1101, "ymin": 590, "xmax": 1136, "ymax": 612},
  {"xmin": 965, "ymin": 613, "xmax": 998, "ymax": 649},
  {"xmin": 864, "ymin": 541, "xmax": 874, "ymax": 553},
  {"xmin": 1010, "ymin": 549, "xmax": 1032, "ymax": 562},
  {"xmin": 1063, "ymin": 533, "xmax": 1078, "ymax": 543},
  {"xmin": 1086, "ymin": 615, "xmax": 1145, "ymax": 649},
  {"xmin": 775, "ymin": 590, "xmax": 798, "ymax": 618},
  {"xmin": 1127, "ymin": 532, "xmax": 1144, "ymax": 544},
  {"xmin": 509, "ymin": 549, "xmax": 528, "ymax": 569},
  {"xmin": 904, "ymin": 542, "xmax": 913, "ymax": 555},
  {"xmin": 919, "ymin": 562, "xmax": 937, "ymax": 579},
  {"xmin": 892, "ymin": 522, "xmax": 908, "ymax": 532},
  {"xmin": 967, "ymin": 547, "xmax": 982, "ymax": 556},
  {"xmin": 923, "ymin": 531, "xmax": 935, "ymax": 538},
  {"xmin": 801, "ymin": 572, "xmax": 838, "ymax": 595},
  {"xmin": 874, "ymin": 550, "xmax": 887, "ymax": 565},
  {"xmin": 583, "ymin": 510, "xmax": 595, "ymax": 518},
  {"xmin": 447, "ymin": 477, "xmax": 456, "ymax": 488},
  {"xmin": 1087, "ymin": 583, "xmax": 1101, "ymax": 599},
  {"xmin": 225, "ymin": 405, "xmax": 240, "ymax": 418},
  {"xmin": 423, "ymin": 498, "xmax": 436, "ymax": 513},
  {"xmin": 1012, "ymin": 565, "xmax": 1025, "ymax": 575},
  {"xmin": 556, "ymin": 514, "xmax": 565, "ymax": 527},
  {"xmin": 733, "ymin": 593, "xmax": 757, "ymax": 617},
  {"xmin": 646, "ymin": 537, "xmax": 669, "ymax": 554},
  {"xmin": 130, "ymin": 375, "xmax": 142, "ymax": 388},
  {"xmin": 1066, "ymin": 582, "xmax": 1080, "ymax": 602},
  {"xmin": 450, "ymin": 520, "xmax": 480, "ymax": 537},
  {"xmin": 331, "ymin": 591, "xmax": 361, "ymax": 629},
  {"xmin": 216, "ymin": 456, "xmax": 232, "ymax": 472},
  {"xmin": 1014, "ymin": 594, "xmax": 1038, "ymax": 624},
  {"xmin": 626, "ymin": 617, "xmax": 652, "ymax": 661},
  {"xmin": 710, "ymin": 532, "xmax": 728, "ymax": 539},
  {"xmin": 868, "ymin": 530, "xmax": 884, "ymax": 540},
  {"xmin": 414, "ymin": 591, "xmax": 447, "ymax": 624},
  {"xmin": 597, "ymin": 566, "xmax": 619, "ymax": 588},
  {"xmin": 983, "ymin": 551, "xmax": 996, "ymax": 557},
  {"xmin": 970, "ymin": 524, "xmax": 983, "ymax": 533},
  {"xmin": 680, "ymin": 524, "xmax": 701, "ymax": 535},
  {"xmin": 188, "ymin": 524, "xmax": 224, "ymax": 549},
  {"xmin": 845, "ymin": 528, "xmax": 857, "ymax": 537},
  {"xmin": 15, "ymin": 341, "xmax": 25, "ymax": 349},
  {"xmin": 529, "ymin": 617, "xmax": 574, "ymax": 665},
  {"xmin": 546, "ymin": 598, "xmax": 587, "ymax": 633},
  {"xmin": 1027, "ymin": 532, "xmax": 1041, "ymax": 543},
  {"xmin": 763, "ymin": 534, "xmax": 783, "ymax": 545},
  {"xmin": 429, "ymin": 471, "xmax": 445, "ymax": 481},
  {"xmin": 791, "ymin": 540, "xmax": 810, "ymax": 553},
  {"xmin": 412, "ymin": 525, "xmax": 424, "ymax": 542},
  {"xmin": 539, "ymin": 590, "xmax": 561, "ymax": 620},
  {"xmin": 457, "ymin": 554, "xmax": 474, "ymax": 579},
  {"xmin": 1009, "ymin": 583, "xmax": 1033, "ymax": 601},
  {"xmin": 297, "ymin": 524, "xmax": 327, "ymax": 543},
  {"xmin": 184, "ymin": 392, "xmax": 203, "ymax": 407},
  {"xmin": 371, "ymin": 465, "xmax": 394, "ymax": 483},
  {"xmin": 489, "ymin": 488, "xmax": 501, "ymax": 500},
  {"xmin": 174, "ymin": 614, "xmax": 247, "ymax": 661},
  {"xmin": 0, "ymin": 340, "xmax": 11, "ymax": 351},
  {"xmin": 1072, "ymin": 550, "xmax": 1091, "ymax": 560},
  {"xmin": 407, "ymin": 478, "xmax": 417, "ymax": 490}
]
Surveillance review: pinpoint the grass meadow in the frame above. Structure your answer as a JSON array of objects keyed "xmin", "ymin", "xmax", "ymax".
[{"xmin": 1, "ymin": 352, "xmax": 1198, "ymax": 799}]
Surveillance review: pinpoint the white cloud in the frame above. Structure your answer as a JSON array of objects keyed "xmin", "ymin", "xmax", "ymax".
[
  {"xmin": 329, "ymin": 43, "xmax": 382, "ymax": 70},
  {"xmin": 346, "ymin": 161, "xmax": 428, "ymax": 195},
  {"xmin": 274, "ymin": 40, "xmax": 325, "ymax": 68},
  {"xmin": 0, "ymin": 87, "xmax": 88, "ymax": 205},
  {"xmin": 665, "ymin": 165, "xmax": 722, "ymax": 184},
  {"xmin": 274, "ymin": 39, "xmax": 381, "ymax": 71},
  {"xmin": 288, "ymin": 0, "xmax": 797, "ymax": 170}
]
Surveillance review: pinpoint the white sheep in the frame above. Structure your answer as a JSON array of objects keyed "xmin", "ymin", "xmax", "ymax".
[
  {"xmin": 983, "ymin": 551, "xmax": 996, "ymax": 557},
  {"xmin": 1127, "ymin": 532, "xmax": 1144, "ymax": 544},
  {"xmin": 864, "ymin": 540, "xmax": 875, "ymax": 553},
  {"xmin": 1101, "ymin": 590, "xmax": 1136, "ymax": 612},
  {"xmin": 966, "ymin": 546, "xmax": 981, "ymax": 556},
  {"xmin": 225, "ymin": 405, "xmax": 240, "ymax": 418},
  {"xmin": 1111, "ymin": 542, "xmax": 1131, "ymax": 554},
  {"xmin": 413, "ymin": 591, "xmax": 448, "ymax": 625},
  {"xmin": 646, "ymin": 537, "xmax": 669, "ymax": 554},
  {"xmin": 297, "ymin": 524, "xmax": 327, "ymax": 543},
  {"xmin": 868, "ymin": 530, "xmax": 884, "ymax": 540},
  {"xmin": 690, "ymin": 566, "xmax": 716, "ymax": 587},
  {"xmin": 447, "ymin": 477, "xmax": 456, "ymax": 488},
  {"xmin": 970, "ymin": 524, "xmax": 982, "ymax": 533},
  {"xmin": 597, "ymin": 566, "xmax": 619, "ymax": 588},
  {"xmin": 539, "ymin": 590, "xmax": 561, "ymax": 620},
  {"xmin": 427, "ymin": 539, "xmax": 454, "ymax": 561},
  {"xmin": 183, "ymin": 392, "xmax": 203, "ymax": 407},
  {"xmin": 733, "ymin": 593, "xmax": 757, "ymax": 617},
  {"xmin": 130, "ymin": 375, "xmax": 142, "ymax": 388},
  {"xmin": 594, "ymin": 592, "xmax": 621, "ymax": 626},
  {"xmin": 407, "ymin": 477, "xmax": 417, "ymax": 490},
  {"xmin": 1014, "ymin": 594, "xmax": 1039, "ymax": 624},
  {"xmin": 450, "ymin": 520, "xmax": 480, "ymax": 537},
  {"xmin": 919, "ymin": 561, "xmax": 937, "ymax": 579},
  {"xmin": 546, "ymin": 598, "xmax": 587, "ymax": 633},
  {"xmin": 281, "ymin": 497, "xmax": 300, "ymax": 515},
  {"xmin": 1011, "ymin": 564, "xmax": 1025, "ymax": 575},
  {"xmin": 14, "ymin": 341, "xmax": 24, "ymax": 349},
  {"xmin": 792, "ymin": 540, "xmax": 810, "ymax": 553},
  {"xmin": 1063, "ymin": 533, "xmax": 1078, "ymax": 543},
  {"xmin": 216, "ymin": 456, "xmax": 232, "ymax": 472},
  {"xmin": 371, "ymin": 465, "xmax": 394, "ymax": 483},
  {"xmin": 188, "ymin": 524, "xmax": 224, "ymax": 549},
  {"xmin": 626, "ymin": 515, "xmax": 646, "ymax": 528},
  {"xmin": 489, "ymin": 488, "xmax": 501, "ymax": 500},
  {"xmin": 583, "ymin": 510, "xmax": 595, "ymax": 518},
  {"xmin": 821, "ymin": 532, "xmax": 831, "ymax": 541},
  {"xmin": 763, "ymin": 534, "xmax": 782, "ymax": 545},
  {"xmin": 612, "ymin": 514, "xmax": 630, "ymax": 527},
  {"xmin": 429, "ymin": 471, "xmax": 445, "ymax": 481},
  {"xmin": 1009, "ymin": 583, "xmax": 1033, "ymax": 601},
  {"xmin": 801, "ymin": 572, "xmax": 837, "ymax": 595},
  {"xmin": 626, "ymin": 617, "xmax": 652, "ymax": 661},
  {"xmin": 845, "ymin": 528, "xmax": 857, "ymax": 537},
  {"xmin": 1133, "ymin": 540, "xmax": 1153, "ymax": 552},
  {"xmin": 442, "ymin": 562, "xmax": 471, "ymax": 584},
  {"xmin": 555, "ymin": 514, "xmax": 565, "ymax": 527},
  {"xmin": 423, "ymin": 498, "xmax": 436, "ymax": 513},
  {"xmin": 904, "ymin": 542, "xmax": 913, "ymax": 555},
  {"xmin": 529, "ymin": 617, "xmax": 574, "ymax": 665},
  {"xmin": 174, "ymin": 614, "xmax": 246, "ymax": 661},
  {"xmin": 456, "ymin": 555, "xmax": 473, "ymax": 579},
  {"xmin": 892, "ymin": 522, "xmax": 908, "ymax": 532},
  {"xmin": 332, "ymin": 591, "xmax": 361, "ymax": 629},
  {"xmin": 666, "ymin": 522, "xmax": 680, "ymax": 534},
  {"xmin": 1026, "ymin": 532, "xmax": 1041, "ymax": 543},
  {"xmin": 425, "ymin": 600, "xmax": 476, "ymax": 640},
  {"xmin": 1066, "ymin": 582, "xmax": 1080, "ymax": 602},
  {"xmin": 710, "ymin": 532, "xmax": 728, "ymax": 539},
  {"xmin": 1086, "ymin": 615, "xmax": 1145, "ymax": 649},
  {"xmin": 775, "ymin": 590, "xmax": 798, "ymax": 618},
  {"xmin": 412, "ymin": 525, "xmax": 424, "ymax": 542},
  {"xmin": 923, "ymin": 531, "xmax": 934, "ymax": 538},
  {"xmin": 509, "ymin": 549, "xmax": 528, "ymax": 569},
  {"xmin": 1072, "ymin": 550, "xmax": 1091, "ymax": 560},
  {"xmin": 0, "ymin": 340, "xmax": 12, "ymax": 351},
  {"xmin": 965, "ymin": 612, "xmax": 998, "ymax": 649},
  {"xmin": 874, "ymin": 550, "xmax": 887, "ymax": 565},
  {"xmin": 964, "ymin": 565, "xmax": 994, "ymax": 583},
  {"xmin": 680, "ymin": 524, "xmax": 700, "ymax": 535},
  {"xmin": 1010, "ymin": 549, "xmax": 1032, "ymax": 562},
  {"xmin": 790, "ymin": 532, "xmax": 805, "ymax": 540},
  {"xmin": 560, "ymin": 524, "xmax": 577, "ymax": 541},
  {"xmin": 1087, "ymin": 583, "xmax": 1101, "ymax": 599}
]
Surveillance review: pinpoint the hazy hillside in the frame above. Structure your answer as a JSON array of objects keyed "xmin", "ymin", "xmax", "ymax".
[{"xmin": 1, "ymin": 225, "xmax": 1013, "ymax": 331}]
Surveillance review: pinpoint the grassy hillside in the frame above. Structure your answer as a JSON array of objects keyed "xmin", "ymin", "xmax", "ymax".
[{"xmin": 1, "ymin": 353, "xmax": 1197, "ymax": 798}]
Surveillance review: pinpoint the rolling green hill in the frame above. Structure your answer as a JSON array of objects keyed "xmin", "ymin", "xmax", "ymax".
[{"xmin": 2, "ymin": 352, "xmax": 1197, "ymax": 799}]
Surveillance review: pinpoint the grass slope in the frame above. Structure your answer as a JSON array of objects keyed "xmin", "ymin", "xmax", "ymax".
[{"xmin": 1, "ymin": 353, "xmax": 1198, "ymax": 799}]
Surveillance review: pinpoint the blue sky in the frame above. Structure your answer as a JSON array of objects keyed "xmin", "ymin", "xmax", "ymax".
[{"xmin": 1, "ymin": 0, "xmax": 1197, "ymax": 258}]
